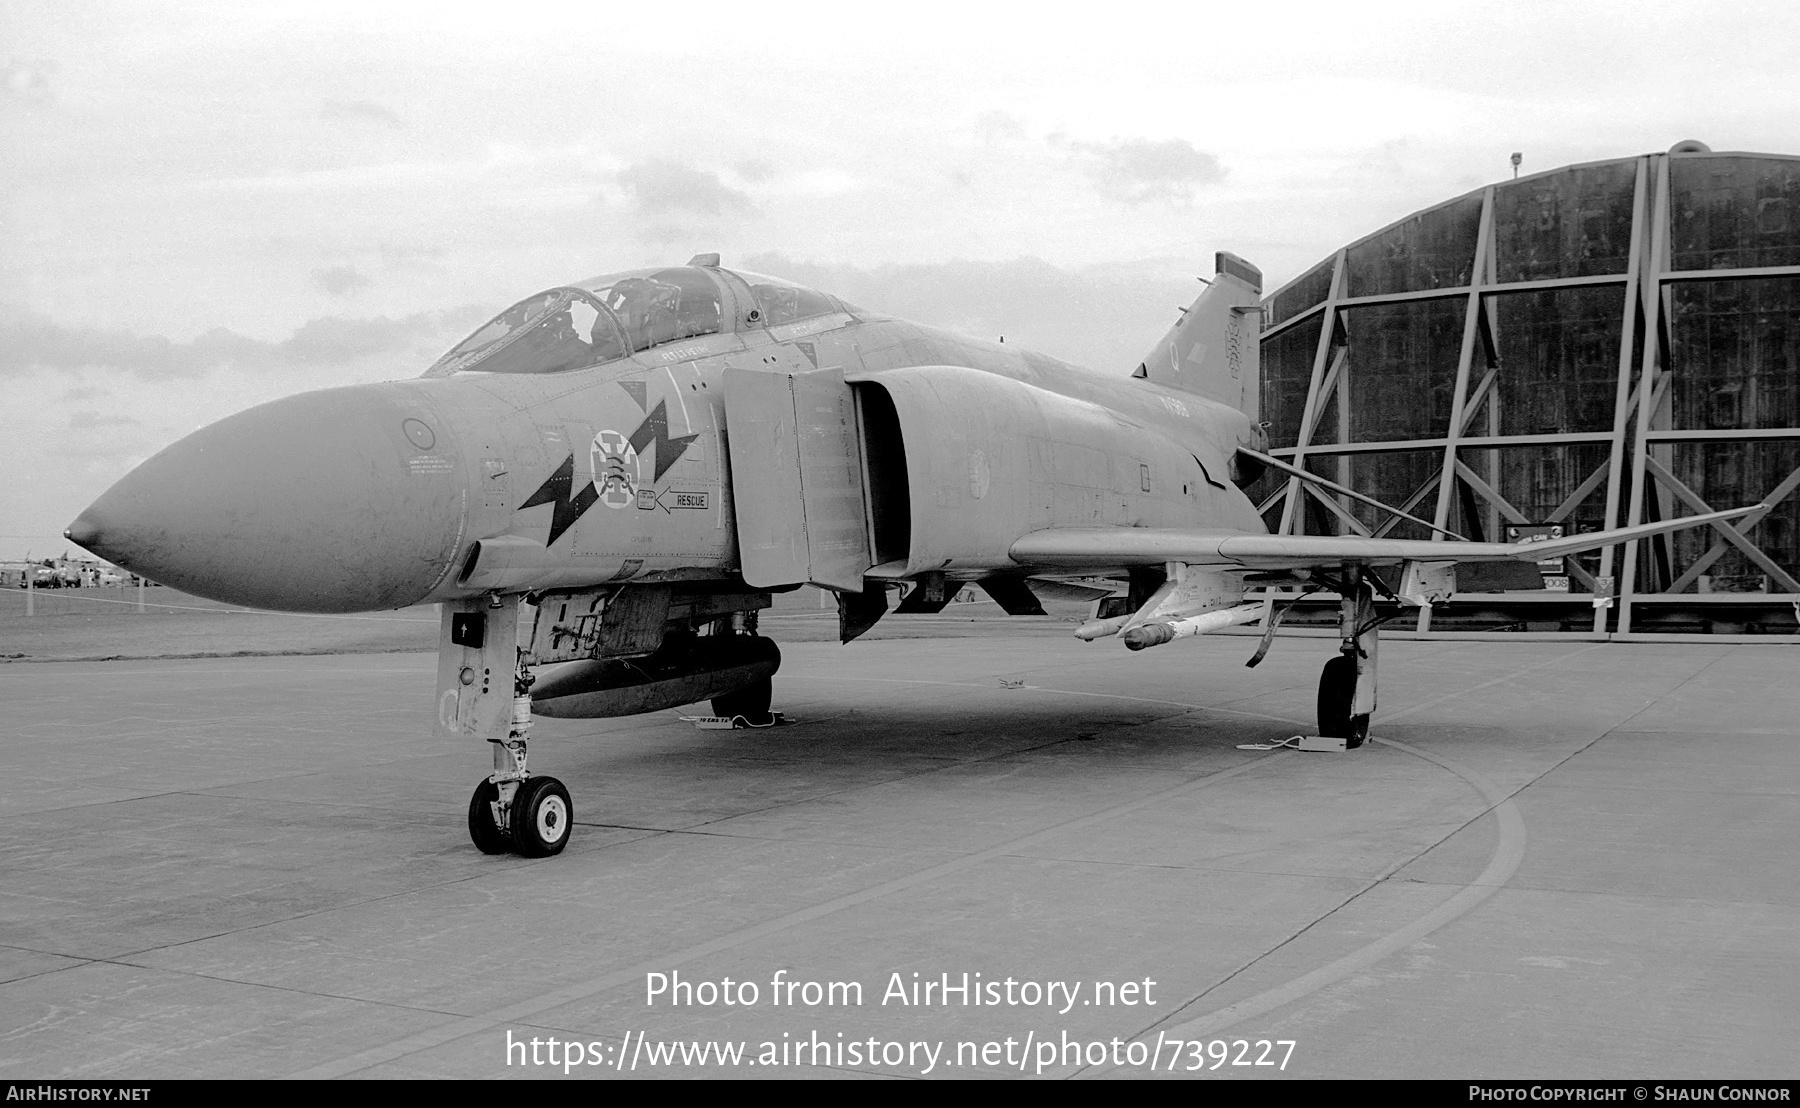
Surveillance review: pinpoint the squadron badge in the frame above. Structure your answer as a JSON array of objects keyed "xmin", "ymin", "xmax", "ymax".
[{"xmin": 592, "ymin": 430, "xmax": 639, "ymax": 509}]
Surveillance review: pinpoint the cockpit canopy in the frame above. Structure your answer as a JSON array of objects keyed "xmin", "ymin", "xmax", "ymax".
[{"xmin": 423, "ymin": 265, "xmax": 844, "ymax": 378}]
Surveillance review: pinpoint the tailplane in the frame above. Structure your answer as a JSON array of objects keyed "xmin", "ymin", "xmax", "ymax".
[{"xmin": 1134, "ymin": 251, "xmax": 1261, "ymax": 421}]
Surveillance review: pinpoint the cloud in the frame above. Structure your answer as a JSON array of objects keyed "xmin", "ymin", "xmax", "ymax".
[
  {"xmin": 1, "ymin": 59, "xmax": 54, "ymax": 108},
  {"xmin": 313, "ymin": 265, "xmax": 372, "ymax": 297},
  {"xmin": 735, "ymin": 158, "xmax": 776, "ymax": 184},
  {"xmin": 779, "ymin": 169, "xmax": 859, "ymax": 198},
  {"xmin": 319, "ymin": 98, "xmax": 404, "ymax": 128},
  {"xmin": 617, "ymin": 158, "xmax": 753, "ymax": 216},
  {"xmin": 376, "ymin": 242, "xmax": 446, "ymax": 271},
  {"xmin": 975, "ymin": 110, "xmax": 1028, "ymax": 143},
  {"xmin": 0, "ymin": 303, "xmax": 487, "ymax": 380},
  {"xmin": 281, "ymin": 315, "xmax": 458, "ymax": 364},
  {"xmin": 739, "ymin": 253, "xmax": 1205, "ymax": 373},
  {"xmin": 1064, "ymin": 137, "xmax": 1226, "ymax": 204},
  {"xmin": 639, "ymin": 223, "xmax": 706, "ymax": 247},
  {"xmin": 68, "ymin": 410, "xmax": 140, "ymax": 430}
]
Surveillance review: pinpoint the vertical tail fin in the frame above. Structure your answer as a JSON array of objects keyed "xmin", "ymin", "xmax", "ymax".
[{"xmin": 1134, "ymin": 251, "xmax": 1261, "ymax": 421}]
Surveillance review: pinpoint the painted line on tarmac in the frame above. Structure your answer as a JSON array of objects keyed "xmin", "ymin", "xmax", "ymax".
[
  {"xmin": 1077, "ymin": 740, "xmax": 1526, "ymax": 1078},
  {"xmin": 290, "ymin": 724, "xmax": 1295, "ymax": 1078},
  {"xmin": 1072, "ymin": 646, "xmax": 1600, "ymax": 1078}
]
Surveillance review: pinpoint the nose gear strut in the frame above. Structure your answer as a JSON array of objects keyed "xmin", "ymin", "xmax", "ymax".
[{"xmin": 468, "ymin": 648, "xmax": 571, "ymax": 856}]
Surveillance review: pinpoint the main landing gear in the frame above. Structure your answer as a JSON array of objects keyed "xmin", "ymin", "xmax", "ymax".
[
  {"xmin": 1316, "ymin": 654, "xmax": 1367, "ymax": 746},
  {"xmin": 1315, "ymin": 567, "xmax": 1379, "ymax": 748},
  {"xmin": 469, "ymin": 656, "xmax": 572, "ymax": 857}
]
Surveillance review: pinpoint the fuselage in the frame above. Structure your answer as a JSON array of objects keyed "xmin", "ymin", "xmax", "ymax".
[{"xmin": 67, "ymin": 264, "xmax": 1268, "ymax": 612}]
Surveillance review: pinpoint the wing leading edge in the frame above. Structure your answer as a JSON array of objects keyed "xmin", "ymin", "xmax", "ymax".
[{"xmin": 1009, "ymin": 505, "xmax": 1767, "ymax": 572}]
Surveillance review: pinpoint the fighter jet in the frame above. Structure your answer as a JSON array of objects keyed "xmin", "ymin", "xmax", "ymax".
[{"xmin": 65, "ymin": 252, "xmax": 1759, "ymax": 857}]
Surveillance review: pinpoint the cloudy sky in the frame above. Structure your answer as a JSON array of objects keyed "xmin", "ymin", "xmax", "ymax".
[{"xmin": 4, "ymin": 0, "xmax": 1798, "ymax": 558}]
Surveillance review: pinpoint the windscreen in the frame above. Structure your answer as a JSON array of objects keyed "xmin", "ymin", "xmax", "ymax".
[{"xmin": 424, "ymin": 288, "xmax": 628, "ymax": 377}]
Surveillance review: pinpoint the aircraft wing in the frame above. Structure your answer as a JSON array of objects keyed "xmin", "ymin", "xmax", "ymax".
[{"xmin": 1009, "ymin": 505, "xmax": 1766, "ymax": 572}]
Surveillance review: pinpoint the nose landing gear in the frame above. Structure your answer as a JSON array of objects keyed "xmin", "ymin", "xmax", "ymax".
[{"xmin": 468, "ymin": 655, "xmax": 572, "ymax": 856}]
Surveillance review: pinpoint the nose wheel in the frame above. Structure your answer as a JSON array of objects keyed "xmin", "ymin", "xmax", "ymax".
[
  {"xmin": 468, "ymin": 774, "xmax": 573, "ymax": 856},
  {"xmin": 468, "ymin": 772, "xmax": 573, "ymax": 856},
  {"xmin": 511, "ymin": 776, "xmax": 572, "ymax": 856},
  {"xmin": 467, "ymin": 779, "xmax": 510, "ymax": 855}
]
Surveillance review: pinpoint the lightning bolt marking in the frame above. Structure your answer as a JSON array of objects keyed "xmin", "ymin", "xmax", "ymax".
[
  {"xmin": 627, "ymin": 399, "xmax": 700, "ymax": 482},
  {"xmin": 518, "ymin": 453, "xmax": 597, "ymax": 546}
]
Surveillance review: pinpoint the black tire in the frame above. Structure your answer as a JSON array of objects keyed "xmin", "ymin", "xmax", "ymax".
[
  {"xmin": 510, "ymin": 776, "xmax": 573, "ymax": 857},
  {"xmin": 1317, "ymin": 654, "xmax": 1370, "ymax": 748},
  {"xmin": 711, "ymin": 675, "xmax": 773, "ymax": 723},
  {"xmin": 468, "ymin": 779, "xmax": 510, "ymax": 855}
]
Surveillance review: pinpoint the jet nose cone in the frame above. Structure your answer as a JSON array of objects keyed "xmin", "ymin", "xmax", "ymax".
[
  {"xmin": 63, "ymin": 516, "xmax": 101, "ymax": 548},
  {"xmin": 71, "ymin": 385, "xmax": 465, "ymax": 612}
]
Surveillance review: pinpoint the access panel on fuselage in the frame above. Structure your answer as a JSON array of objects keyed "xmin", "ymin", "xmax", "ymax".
[{"xmin": 723, "ymin": 367, "xmax": 872, "ymax": 592}]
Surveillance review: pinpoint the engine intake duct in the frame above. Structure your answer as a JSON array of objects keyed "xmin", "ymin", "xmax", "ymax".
[{"xmin": 532, "ymin": 634, "xmax": 780, "ymax": 719}]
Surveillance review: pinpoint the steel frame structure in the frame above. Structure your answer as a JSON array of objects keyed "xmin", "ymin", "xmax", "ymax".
[{"xmin": 1256, "ymin": 148, "xmax": 1800, "ymax": 637}]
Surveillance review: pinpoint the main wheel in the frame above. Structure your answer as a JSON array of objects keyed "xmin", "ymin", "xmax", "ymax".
[
  {"xmin": 1317, "ymin": 654, "xmax": 1370, "ymax": 748},
  {"xmin": 467, "ymin": 779, "xmax": 510, "ymax": 855},
  {"xmin": 711, "ymin": 675, "xmax": 773, "ymax": 724},
  {"xmin": 510, "ymin": 776, "xmax": 573, "ymax": 857}
]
